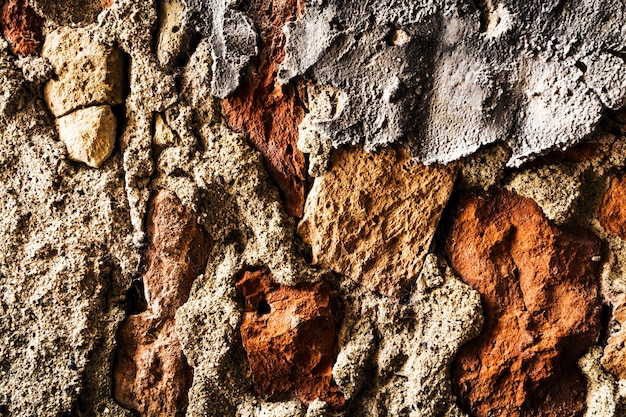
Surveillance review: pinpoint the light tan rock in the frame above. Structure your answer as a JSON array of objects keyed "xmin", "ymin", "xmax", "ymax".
[
  {"xmin": 156, "ymin": 0, "xmax": 190, "ymax": 67},
  {"xmin": 42, "ymin": 25, "xmax": 125, "ymax": 117},
  {"xmin": 153, "ymin": 113, "xmax": 178, "ymax": 148},
  {"xmin": 298, "ymin": 146, "xmax": 457, "ymax": 298},
  {"xmin": 56, "ymin": 105, "xmax": 116, "ymax": 168}
]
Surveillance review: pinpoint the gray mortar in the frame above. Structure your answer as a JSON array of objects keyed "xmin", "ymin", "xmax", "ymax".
[
  {"xmin": 280, "ymin": 0, "xmax": 626, "ymax": 167},
  {"xmin": 184, "ymin": 0, "xmax": 258, "ymax": 98},
  {"xmin": 330, "ymin": 254, "xmax": 482, "ymax": 417}
]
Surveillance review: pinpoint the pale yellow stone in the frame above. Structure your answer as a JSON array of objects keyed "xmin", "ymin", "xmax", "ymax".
[
  {"xmin": 298, "ymin": 147, "xmax": 457, "ymax": 298},
  {"xmin": 153, "ymin": 113, "xmax": 177, "ymax": 147},
  {"xmin": 56, "ymin": 105, "xmax": 116, "ymax": 168},
  {"xmin": 156, "ymin": 0, "xmax": 190, "ymax": 67},
  {"xmin": 42, "ymin": 26, "xmax": 125, "ymax": 117}
]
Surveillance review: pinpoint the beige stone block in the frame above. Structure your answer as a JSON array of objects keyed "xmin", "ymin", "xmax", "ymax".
[
  {"xmin": 297, "ymin": 146, "xmax": 457, "ymax": 298},
  {"xmin": 42, "ymin": 26, "xmax": 125, "ymax": 117},
  {"xmin": 56, "ymin": 105, "xmax": 116, "ymax": 168},
  {"xmin": 156, "ymin": 0, "xmax": 190, "ymax": 67}
]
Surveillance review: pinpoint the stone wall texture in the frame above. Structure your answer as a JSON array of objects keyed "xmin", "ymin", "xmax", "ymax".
[{"xmin": 1, "ymin": 0, "xmax": 626, "ymax": 416}]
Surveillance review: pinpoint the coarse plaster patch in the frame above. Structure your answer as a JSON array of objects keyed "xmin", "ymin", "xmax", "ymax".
[{"xmin": 278, "ymin": 0, "xmax": 626, "ymax": 167}]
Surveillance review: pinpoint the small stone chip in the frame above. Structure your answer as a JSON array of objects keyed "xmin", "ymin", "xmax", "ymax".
[{"xmin": 56, "ymin": 105, "xmax": 116, "ymax": 168}]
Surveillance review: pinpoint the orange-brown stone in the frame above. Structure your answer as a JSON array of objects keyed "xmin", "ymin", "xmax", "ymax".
[
  {"xmin": 236, "ymin": 269, "xmax": 345, "ymax": 409},
  {"xmin": 447, "ymin": 189, "xmax": 601, "ymax": 417},
  {"xmin": 222, "ymin": 0, "xmax": 307, "ymax": 218},
  {"xmin": 113, "ymin": 190, "xmax": 211, "ymax": 417},
  {"xmin": 602, "ymin": 294, "xmax": 626, "ymax": 379},
  {"xmin": 114, "ymin": 316, "xmax": 192, "ymax": 417},
  {"xmin": 298, "ymin": 146, "xmax": 458, "ymax": 299},
  {"xmin": 1, "ymin": 0, "xmax": 43, "ymax": 56},
  {"xmin": 142, "ymin": 190, "xmax": 212, "ymax": 317},
  {"xmin": 600, "ymin": 174, "xmax": 626, "ymax": 240}
]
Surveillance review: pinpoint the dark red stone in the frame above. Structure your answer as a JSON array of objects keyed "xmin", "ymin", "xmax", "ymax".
[
  {"xmin": 113, "ymin": 190, "xmax": 211, "ymax": 416},
  {"xmin": 1, "ymin": 0, "xmax": 43, "ymax": 56},
  {"xmin": 236, "ymin": 269, "xmax": 345, "ymax": 409}
]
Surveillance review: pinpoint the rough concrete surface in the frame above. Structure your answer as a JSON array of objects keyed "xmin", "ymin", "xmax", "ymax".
[{"xmin": 1, "ymin": 0, "xmax": 626, "ymax": 416}]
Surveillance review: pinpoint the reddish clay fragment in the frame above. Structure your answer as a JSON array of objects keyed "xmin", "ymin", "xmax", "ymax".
[
  {"xmin": 600, "ymin": 174, "xmax": 626, "ymax": 240},
  {"xmin": 222, "ymin": 0, "xmax": 307, "ymax": 217},
  {"xmin": 236, "ymin": 269, "xmax": 345, "ymax": 409},
  {"xmin": 1, "ymin": 0, "xmax": 43, "ymax": 56},
  {"xmin": 447, "ymin": 189, "xmax": 601, "ymax": 417},
  {"xmin": 113, "ymin": 190, "xmax": 211, "ymax": 417}
]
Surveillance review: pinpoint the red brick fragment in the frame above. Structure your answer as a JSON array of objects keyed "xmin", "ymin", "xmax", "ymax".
[
  {"xmin": 101, "ymin": 0, "xmax": 114, "ymax": 10},
  {"xmin": 600, "ymin": 174, "xmax": 626, "ymax": 240},
  {"xmin": 113, "ymin": 190, "xmax": 211, "ymax": 417},
  {"xmin": 1, "ymin": 0, "xmax": 43, "ymax": 56},
  {"xmin": 447, "ymin": 189, "xmax": 601, "ymax": 417},
  {"xmin": 236, "ymin": 269, "xmax": 345, "ymax": 409},
  {"xmin": 222, "ymin": 0, "xmax": 307, "ymax": 218}
]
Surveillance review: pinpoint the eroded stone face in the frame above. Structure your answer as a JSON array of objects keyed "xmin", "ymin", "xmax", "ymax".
[
  {"xmin": 222, "ymin": 0, "xmax": 307, "ymax": 218},
  {"xmin": 447, "ymin": 189, "xmax": 602, "ymax": 417},
  {"xmin": 1, "ymin": 0, "xmax": 43, "ymax": 56},
  {"xmin": 236, "ymin": 269, "xmax": 345, "ymax": 409},
  {"xmin": 42, "ymin": 25, "xmax": 125, "ymax": 118},
  {"xmin": 114, "ymin": 315, "xmax": 193, "ymax": 417},
  {"xmin": 113, "ymin": 190, "xmax": 211, "ymax": 416},
  {"xmin": 298, "ymin": 146, "xmax": 457, "ymax": 299}
]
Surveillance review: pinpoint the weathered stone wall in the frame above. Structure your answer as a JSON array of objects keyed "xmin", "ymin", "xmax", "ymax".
[{"xmin": 1, "ymin": 0, "xmax": 626, "ymax": 416}]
